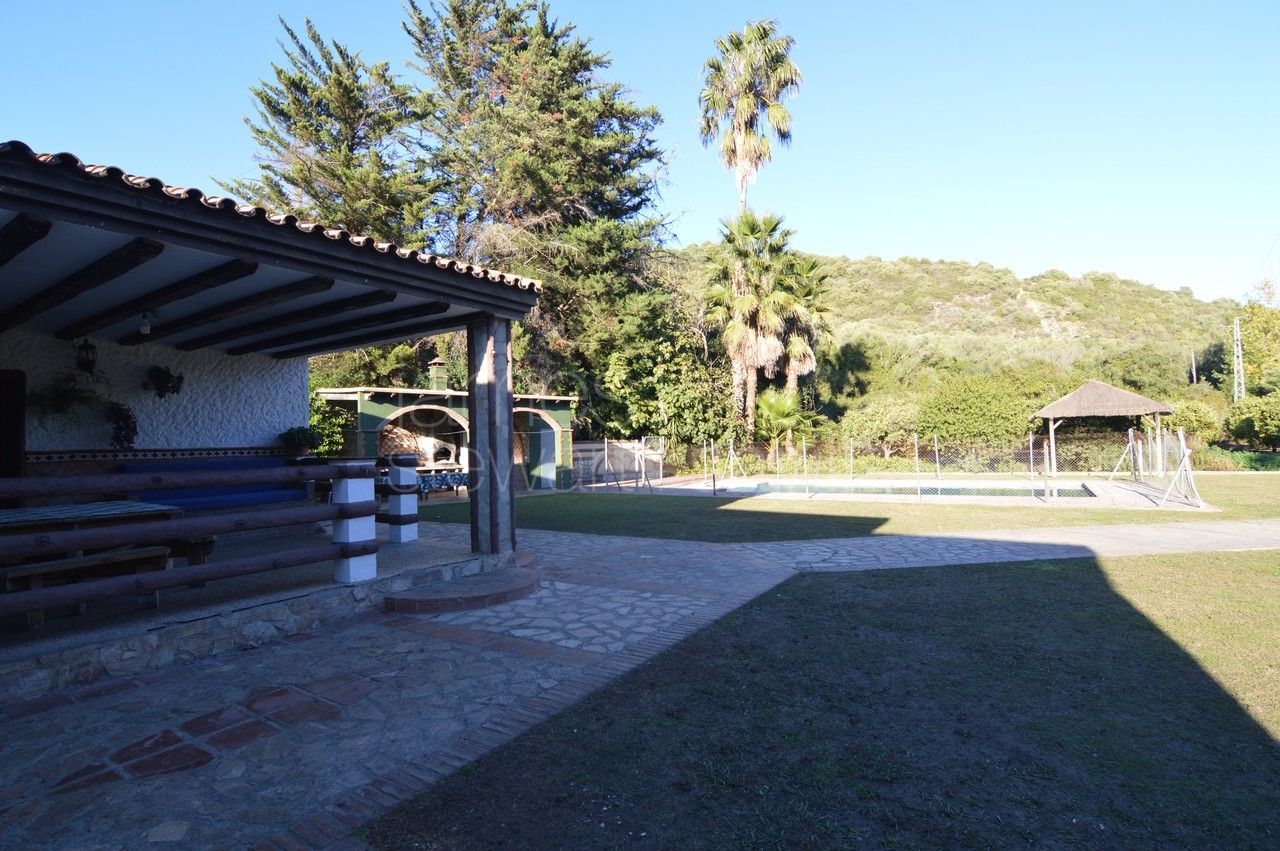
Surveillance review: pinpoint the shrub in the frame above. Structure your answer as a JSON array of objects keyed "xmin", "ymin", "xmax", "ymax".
[
  {"xmin": 1169, "ymin": 400, "xmax": 1221, "ymax": 444},
  {"xmin": 280, "ymin": 425, "xmax": 324, "ymax": 452},
  {"xmin": 309, "ymin": 398, "xmax": 354, "ymax": 455},
  {"xmin": 840, "ymin": 395, "xmax": 918, "ymax": 456},
  {"xmin": 917, "ymin": 375, "xmax": 1031, "ymax": 446},
  {"xmin": 1226, "ymin": 396, "xmax": 1280, "ymax": 450}
]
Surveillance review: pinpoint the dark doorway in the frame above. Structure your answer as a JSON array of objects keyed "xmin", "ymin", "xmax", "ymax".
[{"xmin": 0, "ymin": 370, "xmax": 25, "ymax": 505}]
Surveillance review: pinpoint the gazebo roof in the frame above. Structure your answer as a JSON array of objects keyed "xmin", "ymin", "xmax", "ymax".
[{"xmin": 1032, "ymin": 380, "xmax": 1173, "ymax": 420}]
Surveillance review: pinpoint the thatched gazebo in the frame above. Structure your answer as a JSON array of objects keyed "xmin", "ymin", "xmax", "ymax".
[{"xmin": 1031, "ymin": 380, "xmax": 1173, "ymax": 476}]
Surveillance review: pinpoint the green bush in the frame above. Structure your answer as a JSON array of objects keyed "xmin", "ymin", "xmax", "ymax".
[
  {"xmin": 1169, "ymin": 399, "xmax": 1221, "ymax": 444},
  {"xmin": 1226, "ymin": 396, "xmax": 1280, "ymax": 450},
  {"xmin": 840, "ymin": 395, "xmax": 918, "ymax": 455},
  {"xmin": 1193, "ymin": 445, "xmax": 1280, "ymax": 471},
  {"xmin": 309, "ymin": 397, "xmax": 355, "ymax": 456},
  {"xmin": 917, "ymin": 375, "xmax": 1031, "ymax": 446}
]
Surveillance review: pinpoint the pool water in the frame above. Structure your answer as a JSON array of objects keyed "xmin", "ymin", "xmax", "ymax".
[{"xmin": 748, "ymin": 481, "xmax": 1093, "ymax": 498}]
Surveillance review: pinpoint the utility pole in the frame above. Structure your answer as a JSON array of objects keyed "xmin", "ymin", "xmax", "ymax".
[
  {"xmin": 1232, "ymin": 316, "xmax": 1246, "ymax": 402},
  {"xmin": 1189, "ymin": 349, "xmax": 1197, "ymax": 384}
]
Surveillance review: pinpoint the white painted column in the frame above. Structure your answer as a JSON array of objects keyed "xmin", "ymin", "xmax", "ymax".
[
  {"xmin": 332, "ymin": 460, "xmax": 377, "ymax": 582},
  {"xmin": 467, "ymin": 315, "xmax": 516, "ymax": 555},
  {"xmin": 385, "ymin": 454, "xmax": 419, "ymax": 544}
]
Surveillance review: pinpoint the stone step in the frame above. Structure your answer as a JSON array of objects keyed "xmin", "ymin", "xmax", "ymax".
[{"xmin": 383, "ymin": 568, "xmax": 541, "ymax": 615}]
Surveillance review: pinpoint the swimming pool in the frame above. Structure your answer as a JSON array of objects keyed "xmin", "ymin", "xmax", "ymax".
[{"xmin": 739, "ymin": 481, "xmax": 1094, "ymax": 498}]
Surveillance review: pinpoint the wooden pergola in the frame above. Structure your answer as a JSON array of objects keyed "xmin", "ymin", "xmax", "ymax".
[
  {"xmin": 1031, "ymin": 380, "xmax": 1173, "ymax": 477},
  {"xmin": 0, "ymin": 139, "xmax": 538, "ymax": 584}
]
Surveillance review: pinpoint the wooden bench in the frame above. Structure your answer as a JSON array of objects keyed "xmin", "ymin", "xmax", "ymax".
[{"xmin": 0, "ymin": 545, "xmax": 170, "ymax": 628}]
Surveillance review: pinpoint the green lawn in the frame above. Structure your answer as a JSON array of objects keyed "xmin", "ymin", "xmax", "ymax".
[
  {"xmin": 363, "ymin": 551, "xmax": 1280, "ymax": 848},
  {"xmin": 420, "ymin": 472, "xmax": 1280, "ymax": 542}
]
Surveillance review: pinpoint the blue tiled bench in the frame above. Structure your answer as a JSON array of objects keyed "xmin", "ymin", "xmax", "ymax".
[{"xmin": 121, "ymin": 457, "xmax": 308, "ymax": 513}]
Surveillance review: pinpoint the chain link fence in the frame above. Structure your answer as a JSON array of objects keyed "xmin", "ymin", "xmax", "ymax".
[
  {"xmin": 668, "ymin": 431, "xmax": 1131, "ymax": 481},
  {"xmin": 571, "ymin": 437, "xmax": 666, "ymax": 488},
  {"xmin": 563, "ymin": 427, "xmax": 1202, "ymax": 506}
]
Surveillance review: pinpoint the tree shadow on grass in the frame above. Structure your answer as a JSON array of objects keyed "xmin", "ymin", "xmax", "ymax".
[
  {"xmin": 363, "ymin": 544, "xmax": 1280, "ymax": 848},
  {"xmin": 422, "ymin": 493, "xmax": 898, "ymax": 542}
]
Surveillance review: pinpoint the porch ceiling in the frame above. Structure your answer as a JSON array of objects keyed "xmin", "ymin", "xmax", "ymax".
[{"xmin": 0, "ymin": 142, "xmax": 540, "ymax": 359}]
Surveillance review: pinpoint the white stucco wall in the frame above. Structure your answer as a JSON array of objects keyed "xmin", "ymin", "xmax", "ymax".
[{"xmin": 1, "ymin": 328, "xmax": 309, "ymax": 451}]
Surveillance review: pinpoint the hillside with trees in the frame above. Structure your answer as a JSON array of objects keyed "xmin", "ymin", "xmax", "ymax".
[{"xmin": 221, "ymin": 2, "xmax": 1279, "ymax": 461}]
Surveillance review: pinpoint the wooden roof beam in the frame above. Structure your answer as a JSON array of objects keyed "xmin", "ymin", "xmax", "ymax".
[
  {"xmin": 228, "ymin": 300, "xmax": 450, "ymax": 355},
  {"xmin": 271, "ymin": 312, "xmax": 479, "ymax": 359},
  {"xmin": 57, "ymin": 259, "xmax": 259, "ymax": 340},
  {"xmin": 117, "ymin": 276, "xmax": 333, "ymax": 345},
  {"xmin": 176, "ymin": 289, "xmax": 398, "ymax": 351},
  {"xmin": 0, "ymin": 237, "xmax": 164, "ymax": 333},
  {"xmin": 0, "ymin": 213, "xmax": 52, "ymax": 269}
]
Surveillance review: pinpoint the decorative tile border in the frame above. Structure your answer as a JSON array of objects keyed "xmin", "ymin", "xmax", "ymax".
[{"xmin": 25, "ymin": 446, "xmax": 291, "ymax": 464}]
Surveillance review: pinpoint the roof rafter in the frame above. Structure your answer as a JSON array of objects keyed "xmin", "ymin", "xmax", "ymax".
[
  {"xmin": 117, "ymin": 276, "xmax": 334, "ymax": 345},
  {"xmin": 176, "ymin": 289, "xmax": 398, "ymax": 351},
  {"xmin": 0, "ymin": 238, "xmax": 164, "ymax": 333},
  {"xmin": 271, "ymin": 312, "xmax": 479, "ymax": 359},
  {"xmin": 56, "ymin": 259, "xmax": 259, "ymax": 340},
  {"xmin": 228, "ymin": 300, "xmax": 450, "ymax": 356},
  {"xmin": 0, "ymin": 213, "xmax": 52, "ymax": 269}
]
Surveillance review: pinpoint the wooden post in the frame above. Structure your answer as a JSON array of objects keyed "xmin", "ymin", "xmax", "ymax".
[
  {"xmin": 331, "ymin": 460, "xmax": 377, "ymax": 582},
  {"xmin": 1048, "ymin": 418, "xmax": 1059, "ymax": 478},
  {"xmin": 467, "ymin": 315, "xmax": 516, "ymax": 555}
]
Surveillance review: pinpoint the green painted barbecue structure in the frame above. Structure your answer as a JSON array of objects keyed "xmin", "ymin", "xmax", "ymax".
[{"xmin": 316, "ymin": 363, "xmax": 575, "ymax": 490}]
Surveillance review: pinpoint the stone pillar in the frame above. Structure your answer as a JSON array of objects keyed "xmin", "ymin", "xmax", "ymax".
[
  {"xmin": 466, "ymin": 315, "xmax": 516, "ymax": 555},
  {"xmin": 384, "ymin": 454, "xmax": 420, "ymax": 544},
  {"xmin": 332, "ymin": 460, "xmax": 377, "ymax": 582}
]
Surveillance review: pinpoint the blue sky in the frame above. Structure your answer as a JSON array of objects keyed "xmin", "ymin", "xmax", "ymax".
[{"xmin": 3, "ymin": 1, "xmax": 1277, "ymax": 302}]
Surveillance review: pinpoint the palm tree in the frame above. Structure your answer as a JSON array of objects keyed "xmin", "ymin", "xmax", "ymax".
[
  {"xmin": 705, "ymin": 211, "xmax": 796, "ymax": 433},
  {"xmin": 755, "ymin": 387, "xmax": 814, "ymax": 459},
  {"xmin": 699, "ymin": 20, "xmax": 802, "ymax": 213},
  {"xmin": 779, "ymin": 256, "xmax": 829, "ymax": 395}
]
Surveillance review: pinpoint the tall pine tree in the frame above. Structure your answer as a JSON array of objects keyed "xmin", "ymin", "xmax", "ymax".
[
  {"xmin": 405, "ymin": 0, "xmax": 666, "ymax": 418},
  {"xmin": 232, "ymin": 3, "xmax": 675, "ymax": 434},
  {"xmin": 223, "ymin": 18, "xmax": 431, "ymax": 247}
]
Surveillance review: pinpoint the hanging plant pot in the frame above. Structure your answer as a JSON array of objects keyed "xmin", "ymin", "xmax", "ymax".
[{"xmin": 145, "ymin": 365, "xmax": 184, "ymax": 399}]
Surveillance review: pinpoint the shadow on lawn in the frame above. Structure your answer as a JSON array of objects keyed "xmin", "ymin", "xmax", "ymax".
[
  {"xmin": 364, "ymin": 539, "xmax": 1280, "ymax": 848},
  {"xmin": 421, "ymin": 493, "xmax": 897, "ymax": 541}
]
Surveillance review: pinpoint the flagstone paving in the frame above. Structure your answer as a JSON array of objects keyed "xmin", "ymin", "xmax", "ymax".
[{"xmin": 1, "ymin": 517, "xmax": 1278, "ymax": 849}]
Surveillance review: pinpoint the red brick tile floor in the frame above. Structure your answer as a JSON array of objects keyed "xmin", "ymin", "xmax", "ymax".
[{"xmin": 0, "ymin": 526, "xmax": 794, "ymax": 849}]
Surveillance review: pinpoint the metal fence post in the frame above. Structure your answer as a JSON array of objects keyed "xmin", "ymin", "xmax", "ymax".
[
  {"xmin": 1028, "ymin": 431, "xmax": 1035, "ymax": 480},
  {"xmin": 711, "ymin": 441, "xmax": 717, "ymax": 494},
  {"xmin": 803, "ymin": 435, "xmax": 809, "ymax": 495},
  {"xmin": 933, "ymin": 434, "xmax": 941, "ymax": 480},
  {"xmin": 913, "ymin": 432, "xmax": 921, "ymax": 498},
  {"xmin": 849, "ymin": 438, "xmax": 854, "ymax": 479}
]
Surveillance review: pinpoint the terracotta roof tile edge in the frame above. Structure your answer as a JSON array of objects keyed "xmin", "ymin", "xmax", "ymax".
[{"xmin": 0, "ymin": 140, "xmax": 542, "ymax": 293}]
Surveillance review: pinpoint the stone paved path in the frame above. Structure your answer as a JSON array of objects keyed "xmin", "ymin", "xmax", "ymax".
[
  {"xmin": 2, "ymin": 518, "xmax": 1278, "ymax": 849},
  {"xmin": 736, "ymin": 517, "xmax": 1280, "ymax": 571}
]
